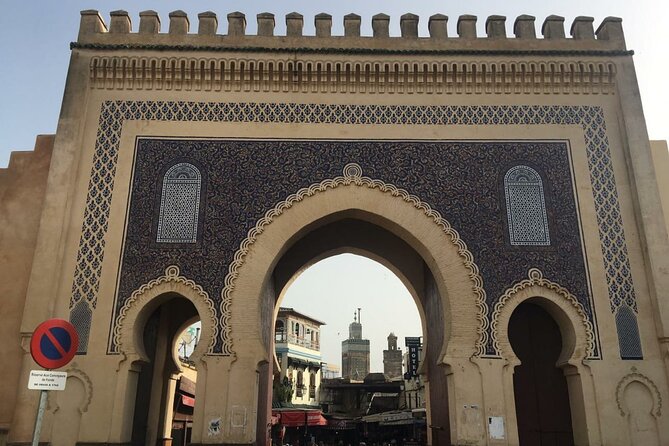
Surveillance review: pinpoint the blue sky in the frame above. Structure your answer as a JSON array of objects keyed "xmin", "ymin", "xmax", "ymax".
[
  {"xmin": 2, "ymin": 1, "xmax": 666, "ymax": 372},
  {"xmin": 0, "ymin": 0, "xmax": 666, "ymax": 167}
]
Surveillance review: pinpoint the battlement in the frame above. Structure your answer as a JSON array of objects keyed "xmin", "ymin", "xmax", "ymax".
[{"xmin": 75, "ymin": 11, "xmax": 628, "ymax": 53}]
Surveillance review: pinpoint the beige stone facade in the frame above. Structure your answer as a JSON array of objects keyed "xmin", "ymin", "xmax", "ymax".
[{"xmin": 0, "ymin": 9, "xmax": 668, "ymax": 446}]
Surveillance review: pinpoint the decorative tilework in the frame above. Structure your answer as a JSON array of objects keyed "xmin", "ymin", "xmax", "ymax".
[
  {"xmin": 157, "ymin": 163, "xmax": 201, "ymax": 244},
  {"xmin": 615, "ymin": 304, "xmax": 643, "ymax": 359},
  {"xmin": 504, "ymin": 166, "xmax": 550, "ymax": 246},
  {"xmin": 69, "ymin": 101, "xmax": 638, "ymax": 360}
]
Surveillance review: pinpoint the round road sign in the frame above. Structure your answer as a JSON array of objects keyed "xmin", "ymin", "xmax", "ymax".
[{"xmin": 30, "ymin": 319, "xmax": 79, "ymax": 370}]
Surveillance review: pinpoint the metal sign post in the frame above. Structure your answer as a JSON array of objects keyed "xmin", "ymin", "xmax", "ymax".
[
  {"xmin": 31, "ymin": 389, "xmax": 48, "ymax": 446},
  {"xmin": 28, "ymin": 319, "xmax": 79, "ymax": 446}
]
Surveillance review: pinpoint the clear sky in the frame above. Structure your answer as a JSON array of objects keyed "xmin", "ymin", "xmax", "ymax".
[
  {"xmin": 1, "ymin": 1, "xmax": 666, "ymax": 372},
  {"xmin": 0, "ymin": 0, "xmax": 666, "ymax": 167}
]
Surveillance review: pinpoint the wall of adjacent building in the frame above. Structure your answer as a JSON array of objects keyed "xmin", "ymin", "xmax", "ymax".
[{"xmin": 0, "ymin": 136, "xmax": 53, "ymax": 441}]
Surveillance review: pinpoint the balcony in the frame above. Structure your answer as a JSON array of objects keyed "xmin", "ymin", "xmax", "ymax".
[{"xmin": 275, "ymin": 332, "xmax": 320, "ymax": 351}]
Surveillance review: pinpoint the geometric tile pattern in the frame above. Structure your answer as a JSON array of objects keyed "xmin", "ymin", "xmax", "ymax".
[
  {"xmin": 504, "ymin": 165, "xmax": 551, "ymax": 246},
  {"xmin": 69, "ymin": 101, "xmax": 640, "ymax": 360},
  {"xmin": 156, "ymin": 162, "xmax": 201, "ymax": 243}
]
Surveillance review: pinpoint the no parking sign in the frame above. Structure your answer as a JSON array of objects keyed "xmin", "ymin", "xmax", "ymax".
[{"xmin": 30, "ymin": 319, "xmax": 79, "ymax": 370}]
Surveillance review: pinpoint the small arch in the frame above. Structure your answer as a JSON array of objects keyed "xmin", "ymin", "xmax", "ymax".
[
  {"xmin": 504, "ymin": 165, "xmax": 550, "ymax": 246},
  {"xmin": 493, "ymin": 268, "xmax": 594, "ymax": 361},
  {"xmin": 616, "ymin": 371, "xmax": 662, "ymax": 418},
  {"xmin": 156, "ymin": 162, "xmax": 202, "ymax": 244},
  {"xmin": 114, "ymin": 265, "xmax": 217, "ymax": 358}
]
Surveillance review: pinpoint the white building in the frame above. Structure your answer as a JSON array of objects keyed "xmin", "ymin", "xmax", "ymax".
[{"xmin": 274, "ymin": 307, "xmax": 325, "ymax": 406}]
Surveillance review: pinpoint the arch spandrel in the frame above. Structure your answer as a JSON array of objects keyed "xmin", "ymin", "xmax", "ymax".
[
  {"xmin": 115, "ymin": 265, "xmax": 217, "ymax": 361},
  {"xmin": 223, "ymin": 164, "xmax": 488, "ymax": 361}
]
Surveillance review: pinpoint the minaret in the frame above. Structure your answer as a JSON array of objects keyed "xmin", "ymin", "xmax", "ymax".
[
  {"xmin": 383, "ymin": 332, "xmax": 403, "ymax": 379},
  {"xmin": 341, "ymin": 308, "xmax": 370, "ymax": 380}
]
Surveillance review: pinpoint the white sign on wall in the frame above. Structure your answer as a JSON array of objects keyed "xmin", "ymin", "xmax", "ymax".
[
  {"xmin": 488, "ymin": 416, "xmax": 505, "ymax": 440},
  {"xmin": 28, "ymin": 370, "xmax": 67, "ymax": 391}
]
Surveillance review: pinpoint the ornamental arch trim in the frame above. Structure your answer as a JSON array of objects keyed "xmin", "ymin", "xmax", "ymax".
[
  {"xmin": 114, "ymin": 265, "xmax": 217, "ymax": 356},
  {"xmin": 491, "ymin": 268, "xmax": 595, "ymax": 359},
  {"xmin": 219, "ymin": 163, "xmax": 490, "ymax": 356},
  {"xmin": 616, "ymin": 370, "xmax": 663, "ymax": 417}
]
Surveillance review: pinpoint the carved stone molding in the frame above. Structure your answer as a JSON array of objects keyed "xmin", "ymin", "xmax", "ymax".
[
  {"xmin": 113, "ymin": 265, "xmax": 218, "ymax": 354},
  {"xmin": 47, "ymin": 367, "xmax": 93, "ymax": 414},
  {"xmin": 88, "ymin": 55, "xmax": 616, "ymax": 95},
  {"xmin": 490, "ymin": 268, "xmax": 596, "ymax": 357},
  {"xmin": 616, "ymin": 368, "xmax": 663, "ymax": 417},
  {"xmin": 220, "ymin": 163, "xmax": 490, "ymax": 356}
]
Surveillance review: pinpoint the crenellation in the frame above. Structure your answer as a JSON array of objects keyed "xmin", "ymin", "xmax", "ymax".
[
  {"xmin": 73, "ymin": 10, "xmax": 629, "ymax": 52},
  {"xmin": 457, "ymin": 15, "xmax": 477, "ymax": 38},
  {"xmin": 138, "ymin": 10, "xmax": 160, "ymax": 34},
  {"xmin": 168, "ymin": 10, "xmax": 189, "ymax": 35},
  {"xmin": 286, "ymin": 12, "xmax": 303, "ymax": 37},
  {"xmin": 372, "ymin": 14, "xmax": 390, "ymax": 38},
  {"xmin": 198, "ymin": 11, "xmax": 217, "ymax": 36},
  {"xmin": 344, "ymin": 14, "xmax": 361, "ymax": 37},
  {"xmin": 571, "ymin": 16, "xmax": 595, "ymax": 40},
  {"xmin": 400, "ymin": 14, "xmax": 419, "ymax": 39},
  {"xmin": 78, "ymin": 10, "xmax": 106, "ymax": 41},
  {"xmin": 514, "ymin": 15, "xmax": 536, "ymax": 39},
  {"xmin": 428, "ymin": 14, "xmax": 448, "ymax": 39},
  {"xmin": 486, "ymin": 15, "xmax": 506, "ymax": 39},
  {"xmin": 542, "ymin": 15, "xmax": 566, "ymax": 39},
  {"xmin": 227, "ymin": 12, "xmax": 245, "ymax": 36},
  {"xmin": 596, "ymin": 17, "xmax": 626, "ymax": 48},
  {"xmin": 315, "ymin": 13, "xmax": 332, "ymax": 38},
  {"xmin": 257, "ymin": 12, "xmax": 275, "ymax": 37},
  {"xmin": 109, "ymin": 10, "xmax": 131, "ymax": 34}
]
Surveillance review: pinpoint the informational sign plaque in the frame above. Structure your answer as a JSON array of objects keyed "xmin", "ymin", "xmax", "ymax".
[{"xmin": 28, "ymin": 370, "xmax": 67, "ymax": 391}]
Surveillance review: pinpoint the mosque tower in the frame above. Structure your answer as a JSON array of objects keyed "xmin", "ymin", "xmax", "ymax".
[{"xmin": 341, "ymin": 308, "xmax": 370, "ymax": 380}]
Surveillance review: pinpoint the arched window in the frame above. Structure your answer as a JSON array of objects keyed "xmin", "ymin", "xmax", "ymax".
[
  {"xmin": 504, "ymin": 165, "xmax": 550, "ymax": 246},
  {"xmin": 157, "ymin": 163, "xmax": 202, "ymax": 243}
]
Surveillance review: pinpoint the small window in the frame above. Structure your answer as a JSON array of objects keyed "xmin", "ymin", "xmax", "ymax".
[
  {"xmin": 157, "ymin": 163, "xmax": 202, "ymax": 243},
  {"xmin": 504, "ymin": 165, "xmax": 550, "ymax": 246}
]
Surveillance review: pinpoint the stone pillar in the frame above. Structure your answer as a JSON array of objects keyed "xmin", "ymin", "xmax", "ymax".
[
  {"xmin": 372, "ymin": 13, "xmax": 390, "ymax": 38},
  {"xmin": 542, "ymin": 15, "xmax": 565, "ymax": 39},
  {"xmin": 78, "ymin": 10, "xmax": 106, "ymax": 41},
  {"xmin": 109, "ymin": 10, "xmax": 131, "ymax": 34},
  {"xmin": 428, "ymin": 14, "xmax": 448, "ymax": 39},
  {"xmin": 595, "ymin": 16, "xmax": 626, "ymax": 48},
  {"xmin": 227, "ymin": 11, "xmax": 246, "ymax": 37},
  {"xmin": 400, "ymin": 13, "xmax": 419, "ymax": 38},
  {"xmin": 139, "ymin": 10, "xmax": 160, "ymax": 34},
  {"xmin": 344, "ymin": 13, "xmax": 361, "ymax": 37},
  {"xmin": 571, "ymin": 16, "xmax": 595, "ymax": 40},
  {"xmin": 457, "ymin": 15, "xmax": 477, "ymax": 38},
  {"xmin": 286, "ymin": 12, "xmax": 303, "ymax": 37},
  {"xmin": 486, "ymin": 15, "xmax": 506, "ymax": 38},
  {"xmin": 197, "ymin": 11, "xmax": 217, "ymax": 36},
  {"xmin": 257, "ymin": 13, "xmax": 275, "ymax": 37},
  {"xmin": 514, "ymin": 14, "xmax": 536, "ymax": 39},
  {"xmin": 168, "ymin": 10, "xmax": 189, "ymax": 35},
  {"xmin": 315, "ymin": 13, "xmax": 332, "ymax": 37}
]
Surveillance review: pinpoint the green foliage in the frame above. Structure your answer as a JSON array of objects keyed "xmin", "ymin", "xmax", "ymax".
[{"xmin": 273, "ymin": 376, "xmax": 294, "ymax": 404}]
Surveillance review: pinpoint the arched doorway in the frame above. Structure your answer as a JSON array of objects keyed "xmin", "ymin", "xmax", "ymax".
[
  {"xmin": 129, "ymin": 294, "xmax": 201, "ymax": 446},
  {"xmin": 509, "ymin": 302, "xmax": 574, "ymax": 445},
  {"xmin": 274, "ymin": 253, "xmax": 424, "ymax": 445},
  {"xmin": 257, "ymin": 216, "xmax": 451, "ymax": 446}
]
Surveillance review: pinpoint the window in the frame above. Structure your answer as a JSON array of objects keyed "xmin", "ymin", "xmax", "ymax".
[
  {"xmin": 504, "ymin": 165, "xmax": 550, "ymax": 246},
  {"xmin": 309, "ymin": 373, "xmax": 316, "ymax": 399},
  {"xmin": 296, "ymin": 371, "xmax": 304, "ymax": 397},
  {"xmin": 157, "ymin": 163, "xmax": 202, "ymax": 243}
]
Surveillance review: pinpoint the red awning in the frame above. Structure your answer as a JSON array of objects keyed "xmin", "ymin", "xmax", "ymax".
[{"xmin": 272, "ymin": 410, "xmax": 327, "ymax": 427}]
